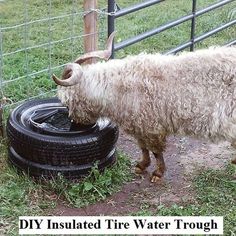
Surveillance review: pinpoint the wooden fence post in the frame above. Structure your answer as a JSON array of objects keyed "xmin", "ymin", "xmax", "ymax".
[{"xmin": 83, "ymin": 0, "xmax": 98, "ymax": 64}]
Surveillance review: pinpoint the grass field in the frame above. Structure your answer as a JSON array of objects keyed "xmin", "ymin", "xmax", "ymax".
[{"xmin": 0, "ymin": 0, "xmax": 236, "ymax": 235}]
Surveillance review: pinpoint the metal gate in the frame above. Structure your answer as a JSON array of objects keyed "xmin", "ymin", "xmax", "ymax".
[{"xmin": 108, "ymin": 0, "xmax": 236, "ymax": 57}]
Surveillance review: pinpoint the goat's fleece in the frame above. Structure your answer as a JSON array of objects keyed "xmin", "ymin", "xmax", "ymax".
[{"xmin": 57, "ymin": 46, "xmax": 236, "ymax": 153}]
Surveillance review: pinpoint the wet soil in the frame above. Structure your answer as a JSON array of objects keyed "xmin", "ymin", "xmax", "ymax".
[{"xmin": 51, "ymin": 131, "xmax": 236, "ymax": 216}]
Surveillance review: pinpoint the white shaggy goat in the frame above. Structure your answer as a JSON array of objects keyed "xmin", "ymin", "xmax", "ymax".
[{"xmin": 53, "ymin": 33, "xmax": 236, "ymax": 182}]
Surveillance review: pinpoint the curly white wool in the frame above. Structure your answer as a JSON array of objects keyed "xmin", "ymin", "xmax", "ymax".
[{"xmin": 57, "ymin": 46, "xmax": 236, "ymax": 154}]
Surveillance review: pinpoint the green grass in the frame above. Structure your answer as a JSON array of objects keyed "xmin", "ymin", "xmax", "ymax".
[
  {"xmin": 0, "ymin": 0, "xmax": 236, "ymax": 235},
  {"xmin": 134, "ymin": 165, "xmax": 236, "ymax": 235},
  {"xmin": 0, "ymin": 145, "xmax": 132, "ymax": 235},
  {"xmin": 0, "ymin": 140, "xmax": 46, "ymax": 235},
  {"xmin": 45, "ymin": 152, "xmax": 132, "ymax": 208}
]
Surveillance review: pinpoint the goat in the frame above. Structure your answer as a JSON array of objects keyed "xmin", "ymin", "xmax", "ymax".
[{"xmin": 52, "ymin": 33, "xmax": 236, "ymax": 182}]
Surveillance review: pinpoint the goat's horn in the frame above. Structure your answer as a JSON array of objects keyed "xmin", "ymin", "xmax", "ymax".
[
  {"xmin": 75, "ymin": 31, "xmax": 116, "ymax": 64},
  {"xmin": 52, "ymin": 63, "xmax": 83, "ymax": 87}
]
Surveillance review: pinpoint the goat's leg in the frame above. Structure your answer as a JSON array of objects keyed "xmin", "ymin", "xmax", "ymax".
[
  {"xmin": 151, "ymin": 138, "xmax": 167, "ymax": 182},
  {"xmin": 230, "ymin": 142, "xmax": 236, "ymax": 164},
  {"xmin": 135, "ymin": 148, "xmax": 151, "ymax": 174},
  {"xmin": 151, "ymin": 152, "xmax": 166, "ymax": 182}
]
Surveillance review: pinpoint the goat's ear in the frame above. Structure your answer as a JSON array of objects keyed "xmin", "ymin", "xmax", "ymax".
[{"xmin": 74, "ymin": 31, "xmax": 116, "ymax": 64}]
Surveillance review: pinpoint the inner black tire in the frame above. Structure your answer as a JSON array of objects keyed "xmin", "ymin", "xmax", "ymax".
[{"xmin": 8, "ymin": 146, "xmax": 116, "ymax": 179}]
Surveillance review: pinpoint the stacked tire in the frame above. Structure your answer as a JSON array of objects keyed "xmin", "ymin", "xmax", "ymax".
[{"xmin": 7, "ymin": 98, "xmax": 119, "ymax": 179}]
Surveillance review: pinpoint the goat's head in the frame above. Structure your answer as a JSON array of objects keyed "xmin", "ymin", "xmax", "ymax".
[
  {"xmin": 52, "ymin": 31, "xmax": 115, "ymax": 87},
  {"xmin": 52, "ymin": 32, "xmax": 115, "ymax": 124}
]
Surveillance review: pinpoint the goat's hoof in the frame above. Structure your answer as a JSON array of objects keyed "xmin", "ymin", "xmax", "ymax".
[
  {"xmin": 150, "ymin": 175, "xmax": 161, "ymax": 183},
  {"xmin": 135, "ymin": 162, "xmax": 148, "ymax": 174},
  {"xmin": 135, "ymin": 166, "xmax": 144, "ymax": 174},
  {"xmin": 151, "ymin": 170, "xmax": 163, "ymax": 183},
  {"xmin": 232, "ymin": 159, "xmax": 236, "ymax": 165}
]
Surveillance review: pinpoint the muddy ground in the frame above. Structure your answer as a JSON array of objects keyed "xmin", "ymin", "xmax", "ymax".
[{"xmin": 52, "ymin": 131, "xmax": 236, "ymax": 216}]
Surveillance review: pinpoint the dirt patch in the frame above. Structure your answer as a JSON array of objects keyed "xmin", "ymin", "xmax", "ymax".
[{"xmin": 51, "ymin": 132, "xmax": 235, "ymax": 216}]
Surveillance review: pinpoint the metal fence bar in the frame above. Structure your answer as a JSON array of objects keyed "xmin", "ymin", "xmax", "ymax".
[
  {"xmin": 190, "ymin": 0, "xmax": 197, "ymax": 51},
  {"xmin": 196, "ymin": 0, "xmax": 233, "ymax": 17},
  {"xmin": 194, "ymin": 19, "xmax": 236, "ymax": 43},
  {"xmin": 165, "ymin": 19, "xmax": 236, "ymax": 55},
  {"xmin": 114, "ymin": 14, "xmax": 193, "ymax": 51},
  {"xmin": 113, "ymin": 0, "xmax": 234, "ymax": 52},
  {"xmin": 165, "ymin": 42, "xmax": 193, "ymax": 55},
  {"xmin": 115, "ymin": 0, "xmax": 164, "ymax": 18},
  {"xmin": 108, "ymin": 0, "xmax": 115, "ymax": 58},
  {"xmin": 226, "ymin": 39, "xmax": 236, "ymax": 46}
]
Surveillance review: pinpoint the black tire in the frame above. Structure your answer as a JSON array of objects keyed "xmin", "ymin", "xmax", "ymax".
[
  {"xmin": 6, "ymin": 98, "xmax": 119, "ymax": 179},
  {"xmin": 8, "ymin": 147, "xmax": 116, "ymax": 179}
]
